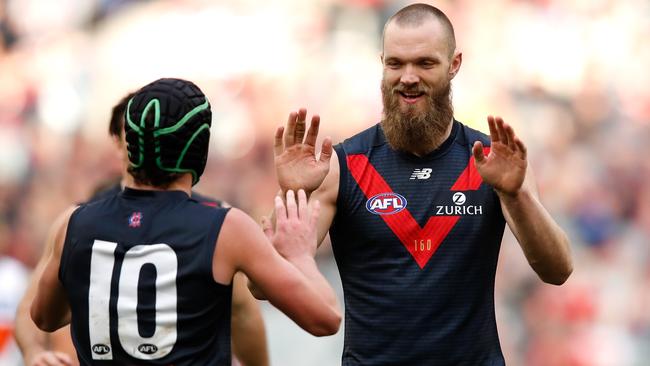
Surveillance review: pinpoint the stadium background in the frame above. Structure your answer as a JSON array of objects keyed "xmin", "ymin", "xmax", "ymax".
[{"xmin": 0, "ymin": 0, "xmax": 649, "ymax": 365}]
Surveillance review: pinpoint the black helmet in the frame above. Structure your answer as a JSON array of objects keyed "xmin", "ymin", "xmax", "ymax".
[{"xmin": 125, "ymin": 78, "xmax": 211, "ymax": 186}]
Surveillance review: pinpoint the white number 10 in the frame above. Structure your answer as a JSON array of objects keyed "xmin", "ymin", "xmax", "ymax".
[{"xmin": 88, "ymin": 240, "xmax": 178, "ymax": 360}]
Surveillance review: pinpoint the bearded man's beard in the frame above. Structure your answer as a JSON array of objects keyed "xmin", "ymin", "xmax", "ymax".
[{"xmin": 380, "ymin": 78, "xmax": 454, "ymax": 155}]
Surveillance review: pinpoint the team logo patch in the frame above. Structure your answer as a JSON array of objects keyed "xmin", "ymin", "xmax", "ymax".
[
  {"xmin": 436, "ymin": 192, "xmax": 484, "ymax": 216},
  {"xmin": 128, "ymin": 212, "xmax": 143, "ymax": 228},
  {"xmin": 452, "ymin": 192, "xmax": 466, "ymax": 205},
  {"xmin": 92, "ymin": 344, "xmax": 110, "ymax": 355},
  {"xmin": 138, "ymin": 343, "xmax": 158, "ymax": 355},
  {"xmin": 366, "ymin": 192, "xmax": 407, "ymax": 215},
  {"xmin": 410, "ymin": 168, "xmax": 432, "ymax": 180}
]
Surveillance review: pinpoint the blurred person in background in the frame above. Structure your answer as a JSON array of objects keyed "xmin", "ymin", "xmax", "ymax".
[
  {"xmin": 16, "ymin": 90, "xmax": 270, "ymax": 366},
  {"xmin": 29, "ymin": 78, "xmax": 341, "ymax": 365},
  {"xmin": 273, "ymin": 4, "xmax": 572, "ymax": 365},
  {"xmin": 0, "ymin": 225, "xmax": 30, "ymax": 366}
]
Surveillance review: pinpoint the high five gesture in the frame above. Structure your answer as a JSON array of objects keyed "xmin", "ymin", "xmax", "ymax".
[{"xmin": 274, "ymin": 109, "xmax": 333, "ymax": 194}]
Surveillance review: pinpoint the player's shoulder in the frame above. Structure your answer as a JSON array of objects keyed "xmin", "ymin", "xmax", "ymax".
[
  {"xmin": 189, "ymin": 190, "xmax": 224, "ymax": 208},
  {"xmin": 71, "ymin": 182, "xmax": 122, "ymax": 220},
  {"xmin": 183, "ymin": 193, "xmax": 230, "ymax": 227},
  {"xmin": 65, "ymin": 200, "xmax": 102, "ymax": 235},
  {"xmin": 335, "ymin": 123, "xmax": 382, "ymax": 156},
  {"xmin": 74, "ymin": 187, "xmax": 119, "ymax": 216},
  {"xmin": 454, "ymin": 120, "xmax": 491, "ymax": 148},
  {"xmin": 87, "ymin": 181, "xmax": 122, "ymax": 204},
  {"xmin": 216, "ymin": 207, "xmax": 257, "ymax": 242}
]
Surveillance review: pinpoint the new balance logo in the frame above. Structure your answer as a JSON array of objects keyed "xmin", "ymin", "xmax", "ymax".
[{"xmin": 410, "ymin": 168, "xmax": 432, "ymax": 180}]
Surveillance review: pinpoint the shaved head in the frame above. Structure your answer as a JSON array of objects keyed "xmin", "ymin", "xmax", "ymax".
[{"xmin": 383, "ymin": 3, "xmax": 456, "ymax": 58}]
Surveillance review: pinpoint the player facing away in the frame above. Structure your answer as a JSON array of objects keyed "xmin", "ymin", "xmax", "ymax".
[
  {"xmin": 16, "ymin": 92, "xmax": 270, "ymax": 366},
  {"xmin": 272, "ymin": 3, "xmax": 573, "ymax": 365},
  {"xmin": 30, "ymin": 78, "xmax": 341, "ymax": 365}
]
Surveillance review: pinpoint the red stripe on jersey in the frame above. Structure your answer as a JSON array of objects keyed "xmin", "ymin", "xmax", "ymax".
[
  {"xmin": 451, "ymin": 147, "xmax": 490, "ymax": 191},
  {"xmin": 347, "ymin": 152, "xmax": 486, "ymax": 269}
]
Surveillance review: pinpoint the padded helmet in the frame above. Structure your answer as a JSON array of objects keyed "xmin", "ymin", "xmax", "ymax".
[{"xmin": 125, "ymin": 78, "xmax": 211, "ymax": 185}]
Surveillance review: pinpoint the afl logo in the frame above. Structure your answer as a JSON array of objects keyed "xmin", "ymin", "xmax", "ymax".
[
  {"xmin": 452, "ymin": 192, "xmax": 466, "ymax": 205},
  {"xmin": 366, "ymin": 192, "xmax": 407, "ymax": 215},
  {"xmin": 138, "ymin": 344, "xmax": 158, "ymax": 355},
  {"xmin": 92, "ymin": 344, "xmax": 110, "ymax": 355}
]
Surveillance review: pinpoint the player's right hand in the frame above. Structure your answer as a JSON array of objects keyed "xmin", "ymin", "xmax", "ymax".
[
  {"xmin": 274, "ymin": 108, "xmax": 332, "ymax": 194},
  {"xmin": 263, "ymin": 189, "xmax": 320, "ymax": 260},
  {"xmin": 26, "ymin": 350, "xmax": 74, "ymax": 366}
]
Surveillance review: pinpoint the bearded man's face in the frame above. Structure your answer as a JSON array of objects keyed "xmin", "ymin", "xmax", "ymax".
[
  {"xmin": 380, "ymin": 19, "xmax": 459, "ymax": 154},
  {"xmin": 380, "ymin": 75, "xmax": 453, "ymax": 155}
]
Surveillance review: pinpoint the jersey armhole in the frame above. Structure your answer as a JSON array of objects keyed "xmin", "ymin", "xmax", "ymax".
[
  {"xmin": 58, "ymin": 206, "xmax": 83, "ymax": 284},
  {"xmin": 204, "ymin": 207, "xmax": 232, "ymax": 283},
  {"xmin": 333, "ymin": 144, "xmax": 348, "ymax": 224}
]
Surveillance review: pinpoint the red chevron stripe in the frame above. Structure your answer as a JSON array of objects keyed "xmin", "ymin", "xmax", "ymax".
[
  {"xmin": 347, "ymin": 148, "xmax": 488, "ymax": 269},
  {"xmin": 451, "ymin": 147, "xmax": 489, "ymax": 190}
]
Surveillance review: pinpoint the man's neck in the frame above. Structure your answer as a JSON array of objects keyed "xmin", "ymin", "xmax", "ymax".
[{"xmin": 124, "ymin": 173, "xmax": 193, "ymax": 196}]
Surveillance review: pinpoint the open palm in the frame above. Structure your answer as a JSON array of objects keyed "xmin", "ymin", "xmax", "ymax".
[
  {"xmin": 274, "ymin": 109, "xmax": 332, "ymax": 193},
  {"xmin": 472, "ymin": 116, "xmax": 527, "ymax": 196}
]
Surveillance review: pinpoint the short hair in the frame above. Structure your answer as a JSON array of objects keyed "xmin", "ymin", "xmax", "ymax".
[
  {"xmin": 108, "ymin": 92, "xmax": 137, "ymax": 138},
  {"xmin": 383, "ymin": 3, "xmax": 456, "ymax": 57}
]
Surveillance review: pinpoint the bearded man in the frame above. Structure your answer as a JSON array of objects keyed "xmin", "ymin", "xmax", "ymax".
[{"xmin": 271, "ymin": 3, "xmax": 573, "ymax": 365}]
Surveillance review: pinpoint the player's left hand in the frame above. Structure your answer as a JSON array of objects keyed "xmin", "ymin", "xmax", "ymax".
[
  {"xmin": 472, "ymin": 116, "xmax": 527, "ymax": 196},
  {"xmin": 274, "ymin": 109, "xmax": 333, "ymax": 194}
]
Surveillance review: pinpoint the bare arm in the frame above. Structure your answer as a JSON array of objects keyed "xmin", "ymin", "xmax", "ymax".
[
  {"xmin": 311, "ymin": 151, "xmax": 339, "ymax": 246},
  {"xmin": 249, "ymin": 109, "xmax": 341, "ymax": 299},
  {"xmin": 219, "ymin": 198, "xmax": 271, "ymax": 363},
  {"xmin": 202, "ymin": 199, "xmax": 271, "ymax": 363},
  {"xmin": 498, "ymin": 168, "xmax": 572, "ymax": 285},
  {"xmin": 247, "ymin": 110, "xmax": 341, "ymax": 302},
  {"xmin": 230, "ymin": 272, "xmax": 269, "ymax": 366},
  {"xmin": 473, "ymin": 116, "xmax": 572, "ymax": 285},
  {"xmin": 30, "ymin": 208, "xmax": 76, "ymax": 332},
  {"xmin": 16, "ymin": 210, "xmax": 75, "ymax": 366},
  {"xmin": 213, "ymin": 191, "xmax": 341, "ymax": 337},
  {"xmin": 48, "ymin": 330, "xmax": 78, "ymax": 366}
]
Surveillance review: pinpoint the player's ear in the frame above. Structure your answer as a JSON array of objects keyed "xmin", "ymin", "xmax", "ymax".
[
  {"xmin": 111, "ymin": 134, "xmax": 123, "ymax": 149},
  {"xmin": 449, "ymin": 51, "xmax": 462, "ymax": 80}
]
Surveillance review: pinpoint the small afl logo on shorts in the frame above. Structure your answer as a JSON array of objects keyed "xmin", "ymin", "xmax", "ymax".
[
  {"xmin": 452, "ymin": 192, "xmax": 466, "ymax": 205},
  {"xmin": 92, "ymin": 344, "xmax": 110, "ymax": 355},
  {"xmin": 366, "ymin": 193, "xmax": 407, "ymax": 215},
  {"xmin": 128, "ymin": 212, "xmax": 143, "ymax": 228},
  {"xmin": 138, "ymin": 343, "xmax": 158, "ymax": 355}
]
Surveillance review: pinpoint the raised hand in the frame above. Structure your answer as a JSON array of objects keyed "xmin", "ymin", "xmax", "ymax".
[
  {"xmin": 472, "ymin": 116, "xmax": 528, "ymax": 196},
  {"xmin": 274, "ymin": 109, "xmax": 333, "ymax": 193},
  {"xmin": 261, "ymin": 189, "xmax": 320, "ymax": 260}
]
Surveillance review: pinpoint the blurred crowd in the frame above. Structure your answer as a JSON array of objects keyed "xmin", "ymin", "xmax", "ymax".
[{"xmin": 0, "ymin": 0, "xmax": 649, "ymax": 365}]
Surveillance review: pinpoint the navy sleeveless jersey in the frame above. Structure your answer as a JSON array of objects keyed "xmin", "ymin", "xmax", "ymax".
[
  {"xmin": 59, "ymin": 188, "xmax": 232, "ymax": 365},
  {"xmin": 331, "ymin": 121, "xmax": 506, "ymax": 365},
  {"xmin": 88, "ymin": 183, "xmax": 122, "ymax": 204},
  {"xmin": 87, "ymin": 182, "xmax": 224, "ymax": 208}
]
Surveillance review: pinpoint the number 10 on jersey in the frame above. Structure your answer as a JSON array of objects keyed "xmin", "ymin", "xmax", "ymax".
[{"xmin": 88, "ymin": 240, "xmax": 178, "ymax": 360}]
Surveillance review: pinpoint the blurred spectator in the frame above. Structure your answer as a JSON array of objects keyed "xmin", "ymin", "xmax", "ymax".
[{"xmin": 0, "ymin": 223, "xmax": 29, "ymax": 365}]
